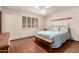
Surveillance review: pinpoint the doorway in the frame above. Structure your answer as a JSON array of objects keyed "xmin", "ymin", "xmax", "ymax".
[{"xmin": 0, "ymin": 11, "xmax": 1, "ymax": 33}]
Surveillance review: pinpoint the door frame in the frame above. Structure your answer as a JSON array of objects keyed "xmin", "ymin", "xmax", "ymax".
[{"xmin": 0, "ymin": 11, "xmax": 2, "ymax": 33}]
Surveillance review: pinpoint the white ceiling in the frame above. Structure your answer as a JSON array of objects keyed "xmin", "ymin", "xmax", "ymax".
[{"xmin": 2, "ymin": 6, "xmax": 76, "ymax": 16}]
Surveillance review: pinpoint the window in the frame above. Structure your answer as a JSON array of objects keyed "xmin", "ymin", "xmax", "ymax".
[
  {"xmin": 27, "ymin": 17, "xmax": 32, "ymax": 28},
  {"xmin": 35, "ymin": 18, "xmax": 38, "ymax": 27},
  {"xmin": 22, "ymin": 16, "xmax": 26, "ymax": 28},
  {"xmin": 32, "ymin": 17, "xmax": 35, "ymax": 28},
  {"xmin": 22, "ymin": 16, "xmax": 38, "ymax": 29}
]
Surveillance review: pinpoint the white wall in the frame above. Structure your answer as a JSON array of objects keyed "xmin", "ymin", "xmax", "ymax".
[
  {"xmin": 0, "ymin": 7, "xmax": 1, "ymax": 11},
  {"xmin": 2, "ymin": 7, "xmax": 45, "ymax": 40},
  {"xmin": 45, "ymin": 7, "xmax": 79, "ymax": 41}
]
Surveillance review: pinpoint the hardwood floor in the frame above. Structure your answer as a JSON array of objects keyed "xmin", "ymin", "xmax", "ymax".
[{"xmin": 8, "ymin": 37, "xmax": 79, "ymax": 53}]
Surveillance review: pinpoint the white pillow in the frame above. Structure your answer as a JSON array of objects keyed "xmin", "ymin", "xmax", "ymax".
[
  {"xmin": 59, "ymin": 26, "xmax": 68, "ymax": 31},
  {"xmin": 48, "ymin": 25, "xmax": 59, "ymax": 31},
  {"xmin": 53, "ymin": 26, "xmax": 59, "ymax": 31}
]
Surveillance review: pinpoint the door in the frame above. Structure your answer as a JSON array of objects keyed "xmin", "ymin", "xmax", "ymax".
[{"xmin": 0, "ymin": 11, "xmax": 1, "ymax": 33}]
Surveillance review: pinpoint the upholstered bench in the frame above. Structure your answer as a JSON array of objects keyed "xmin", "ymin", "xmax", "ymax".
[{"xmin": 0, "ymin": 32, "xmax": 10, "ymax": 53}]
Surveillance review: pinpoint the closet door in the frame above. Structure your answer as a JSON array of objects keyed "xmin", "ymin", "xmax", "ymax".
[{"xmin": 0, "ymin": 11, "xmax": 1, "ymax": 33}]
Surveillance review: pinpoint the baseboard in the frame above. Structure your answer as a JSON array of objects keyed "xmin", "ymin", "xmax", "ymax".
[{"xmin": 11, "ymin": 36, "xmax": 35, "ymax": 42}]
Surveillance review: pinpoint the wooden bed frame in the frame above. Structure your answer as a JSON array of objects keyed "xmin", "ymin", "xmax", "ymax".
[{"xmin": 35, "ymin": 35, "xmax": 53, "ymax": 52}]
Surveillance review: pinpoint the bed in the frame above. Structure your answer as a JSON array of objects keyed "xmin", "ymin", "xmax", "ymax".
[{"xmin": 35, "ymin": 25, "xmax": 70, "ymax": 51}]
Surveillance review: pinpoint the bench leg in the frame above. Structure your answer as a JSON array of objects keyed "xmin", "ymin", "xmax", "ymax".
[{"xmin": 0, "ymin": 45, "xmax": 9, "ymax": 53}]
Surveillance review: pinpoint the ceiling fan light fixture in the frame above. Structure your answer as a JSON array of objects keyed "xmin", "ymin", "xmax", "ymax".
[{"xmin": 35, "ymin": 6, "xmax": 50, "ymax": 10}]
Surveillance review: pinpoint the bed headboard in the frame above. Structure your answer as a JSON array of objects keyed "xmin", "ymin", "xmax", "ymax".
[{"xmin": 48, "ymin": 24, "xmax": 69, "ymax": 31}]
